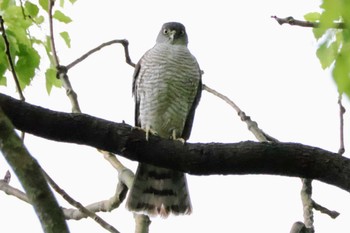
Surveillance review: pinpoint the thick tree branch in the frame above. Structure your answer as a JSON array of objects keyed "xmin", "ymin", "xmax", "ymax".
[
  {"xmin": 0, "ymin": 106, "xmax": 69, "ymax": 233},
  {"xmin": 0, "ymin": 93, "xmax": 349, "ymax": 193}
]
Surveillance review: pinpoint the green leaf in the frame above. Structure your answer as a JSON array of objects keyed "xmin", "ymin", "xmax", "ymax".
[
  {"xmin": 59, "ymin": 31, "xmax": 71, "ymax": 48},
  {"xmin": 333, "ymin": 53, "xmax": 350, "ymax": 95},
  {"xmin": 69, "ymin": 0, "xmax": 78, "ymax": 4},
  {"xmin": 25, "ymin": 1, "xmax": 39, "ymax": 17},
  {"xmin": 15, "ymin": 45, "xmax": 40, "ymax": 89},
  {"xmin": 0, "ymin": 63, "xmax": 7, "ymax": 86},
  {"xmin": 304, "ymin": 12, "xmax": 321, "ymax": 22},
  {"xmin": 0, "ymin": 76, "xmax": 7, "ymax": 86},
  {"xmin": 0, "ymin": 0, "xmax": 13, "ymax": 10},
  {"xmin": 43, "ymin": 35, "xmax": 55, "ymax": 65},
  {"xmin": 39, "ymin": 0, "xmax": 49, "ymax": 12},
  {"xmin": 60, "ymin": 0, "xmax": 65, "ymax": 7},
  {"xmin": 312, "ymin": 27, "xmax": 326, "ymax": 40},
  {"xmin": 35, "ymin": 15, "xmax": 45, "ymax": 24},
  {"xmin": 316, "ymin": 41, "xmax": 338, "ymax": 69},
  {"xmin": 53, "ymin": 10, "xmax": 72, "ymax": 24},
  {"xmin": 45, "ymin": 68, "xmax": 62, "ymax": 94},
  {"xmin": 319, "ymin": 0, "xmax": 342, "ymax": 28}
]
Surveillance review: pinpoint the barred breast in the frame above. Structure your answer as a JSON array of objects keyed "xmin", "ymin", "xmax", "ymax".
[{"xmin": 136, "ymin": 43, "xmax": 201, "ymax": 138}]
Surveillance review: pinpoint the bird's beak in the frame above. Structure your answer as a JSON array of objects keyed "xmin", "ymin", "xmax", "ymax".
[{"xmin": 169, "ymin": 30, "xmax": 176, "ymax": 42}]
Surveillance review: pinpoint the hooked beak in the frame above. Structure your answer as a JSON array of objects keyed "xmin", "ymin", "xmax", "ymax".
[{"xmin": 169, "ymin": 30, "xmax": 176, "ymax": 42}]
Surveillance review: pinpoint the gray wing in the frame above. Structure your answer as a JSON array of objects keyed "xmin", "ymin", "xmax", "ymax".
[
  {"xmin": 181, "ymin": 73, "xmax": 202, "ymax": 140},
  {"xmin": 132, "ymin": 60, "xmax": 141, "ymax": 127}
]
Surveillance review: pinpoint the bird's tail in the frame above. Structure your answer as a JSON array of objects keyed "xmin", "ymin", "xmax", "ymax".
[{"xmin": 126, "ymin": 163, "xmax": 192, "ymax": 217}]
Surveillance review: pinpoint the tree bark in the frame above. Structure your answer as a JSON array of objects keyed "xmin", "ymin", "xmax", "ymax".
[
  {"xmin": 0, "ymin": 106, "xmax": 69, "ymax": 233},
  {"xmin": 0, "ymin": 93, "xmax": 349, "ymax": 193}
]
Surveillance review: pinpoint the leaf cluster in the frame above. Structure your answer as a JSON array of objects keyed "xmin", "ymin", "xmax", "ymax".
[
  {"xmin": 305, "ymin": 0, "xmax": 350, "ymax": 98},
  {"xmin": 0, "ymin": 0, "xmax": 75, "ymax": 93}
]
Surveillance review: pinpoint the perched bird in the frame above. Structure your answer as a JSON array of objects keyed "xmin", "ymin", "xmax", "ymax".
[{"xmin": 126, "ymin": 22, "xmax": 202, "ymax": 217}]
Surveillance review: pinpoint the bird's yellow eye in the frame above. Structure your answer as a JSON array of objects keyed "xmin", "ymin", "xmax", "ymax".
[{"xmin": 163, "ymin": 29, "xmax": 168, "ymax": 34}]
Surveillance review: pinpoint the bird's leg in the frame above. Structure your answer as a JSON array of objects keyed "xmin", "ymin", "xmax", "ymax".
[
  {"xmin": 145, "ymin": 125, "xmax": 151, "ymax": 141},
  {"xmin": 133, "ymin": 126, "xmax": 158, "ymax": 141},
  {"xmin": 171, "ymin": 129, "xmax": 185, "ymax": 144},
  {"xmin": 145, "ymin": 125, "xmax": 158, "ymax": 141}
]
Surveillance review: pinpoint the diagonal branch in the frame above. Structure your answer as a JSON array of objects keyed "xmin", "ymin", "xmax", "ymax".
[
  {"xmin": 43, "ymin": 170, "xmax": 120, "ymax": 233},
  {"xmin": 203, "ymin": 84, "xmax": 274, "ymax": 142},
  {"xmin": 0, "ymin": 16, "xmax": 25, "ymax": 101},
  {"xmin": 66, "ymin": 39, "xmax": 135, "ymax": 70},
  {"xmin": 0, "ymin": 106, "xmax": 69, "ymax": 233}
]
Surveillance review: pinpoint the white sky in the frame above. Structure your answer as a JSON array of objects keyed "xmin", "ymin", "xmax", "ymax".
[{"xmin": 1, "ymin": 0, "xmax": 350, "ymax": 232}]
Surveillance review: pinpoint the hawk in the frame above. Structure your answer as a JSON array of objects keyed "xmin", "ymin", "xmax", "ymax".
[{"xmin": 126, "ymin": 22, "xmax": 202, "ymax": 217}]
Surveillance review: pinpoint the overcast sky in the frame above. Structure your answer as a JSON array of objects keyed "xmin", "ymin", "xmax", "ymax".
[{"xmin": 1, "ymin": 0, "xmax": 350, "ymax": 232}]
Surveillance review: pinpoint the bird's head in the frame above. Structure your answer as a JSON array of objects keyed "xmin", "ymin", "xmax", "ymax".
[{"xmin": 156, "ymin": 22, "xmax": 188, "ymax": 46}]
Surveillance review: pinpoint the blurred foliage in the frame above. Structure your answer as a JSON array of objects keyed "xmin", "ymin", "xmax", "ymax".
[
  {"xmin": 305, "ymin": 0, "xmax": 350, "ymax": 99},
  {"xmin": 0, "ymin": 0, "xmax": 75, "ymax": 94}
]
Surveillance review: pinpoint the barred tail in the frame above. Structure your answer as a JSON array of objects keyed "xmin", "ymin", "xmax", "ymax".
[{"xmin": 126, "ymin": 163, "xmax": 192, "ymax": 217}]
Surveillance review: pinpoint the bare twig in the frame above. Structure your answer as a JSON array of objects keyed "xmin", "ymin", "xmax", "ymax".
[
  {"xmin": 47, "ymin": 1, "xmax": 81, "ymax": 113},
  {"xmin": 312, "ymin": 200, "xmax": 340, "ymax": 219},
  {"xmin": 271, "ymin": 15, "xmax": 345, "ymax": 29},
  {"xmin": 3, "ymin": 170, "xmax": 11, "ymax": 183},
  {"xmin": 301, "ymin": 179, "xmax": 314, "ymax": 232},
  {"xmin": 56, "ymin": 65, "xmax": 81, "ymax": 112},
  {"xmin": 202, "ymin": 84, "xmax": 271, "ymax": 142},
  {"xmin": 67, "ymin": 39, "xmax": 135, "ymax": 70},
  {"xmin": 48, "ymin": 0, "xmax": 60, "ymax": 67},
  {"xmin": 0, "ymin": 172, "xmax": 129, "ymax": 221},
  {"xmin": 0, "ymin": 16, "xmax": 25, "ymax": 101},
  {"xmin": 338, "ymin": 93, "xmax": 345, "ymax": 155},
  {"xmin": 43, "ymin": 170, "xmax": 120, "ymax": 233},
  {"xmin": 0, "ymin": 179, "xmax": 29, "ymax": 203},
  {"xmin": 134, "ymin": 214, "xmax": 151, "ymax": 233}
]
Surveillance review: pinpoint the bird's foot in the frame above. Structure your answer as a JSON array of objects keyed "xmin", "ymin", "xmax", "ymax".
[
  {"xmin": 133, "ymin": 126, "xmax": 158, "ymax": 141},
  {"xmin": 145, "ymin": 126, "xmax": 158, "ymax": 141},
  {"xmin": 171, "ymin": 129, "xmax": 185, "ymax": 144}
]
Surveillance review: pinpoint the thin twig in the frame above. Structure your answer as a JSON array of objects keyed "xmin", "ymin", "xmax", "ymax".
[
  {"xmin": 0, "ymin": 16, "xmax": 25, "ymax": 101},
  {"xmin": 0, "ymin": 172, "xmax": 129, "ymax": 221},
  {"xmin": 42, "ymin": 170, "xmax": 120, "ymax": 233},
  {"xmin": 338, "ymin": 93, "xmax": 345, "ymax": 155},
  {"xmin": 48, "ymin": 0, "xmax": 60, "ymax": 67},
  {"xmin": 202, "ymin": 84, "xmax": 270, "ymax": 142},
  {"xmin": 3, "ymin": 170, "xmax": 11, "ymax": 183},
  {"xmin": 312, "ymin": 200, "xmax": 340, "ymax": 219},
  {"xmin": 56, "ymin": 65, "xmax": 81, "ymax": 113},
  {"xmin": 271, "ymin": 15, "xmax": 345, "ymax": 29},
  {"xmin": 0, "ymin": 180, "xmax": 30, "ymax": 203},
  {"xmin": 47, "ymin": 0, "xmax": 81, "ymax": 112},
  {"xmin": 67, "ymin": 39, "xmax": 135, "ymax": 70},
  {"xmin": 301, "ymin": 179, "xmax": 315, "ymax": 232}
]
